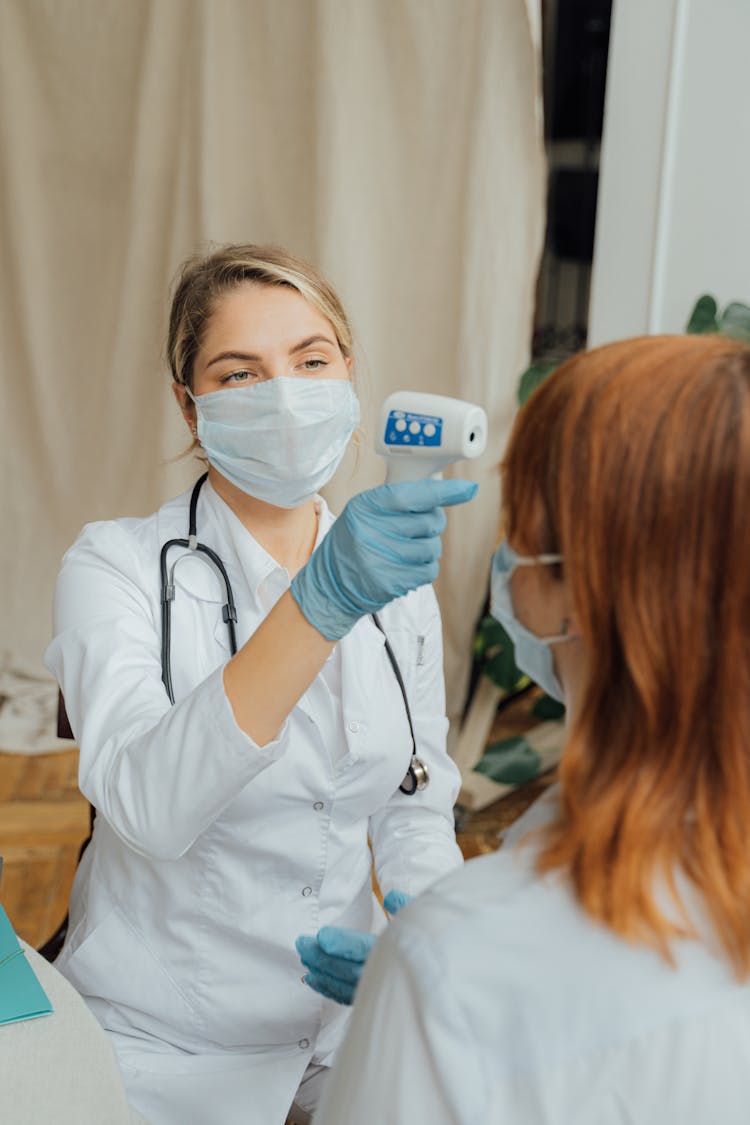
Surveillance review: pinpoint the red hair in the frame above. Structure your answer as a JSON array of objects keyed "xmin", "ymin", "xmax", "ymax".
[{"xmin": 503, "ymin": 335, "xmax": 750, "ymax": 974}]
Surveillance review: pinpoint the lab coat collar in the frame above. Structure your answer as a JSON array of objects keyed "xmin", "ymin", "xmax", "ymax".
[
  {"xmin": 204, "ymin": 480, "xmax": 331, "ymax": 607},
  {"xmin": 155, "ymin": 487, "xmax": 224, "ymax": 605},
  {"xmin": 158, "ymin": 479, "xmax": 332, "ymax": 606}
]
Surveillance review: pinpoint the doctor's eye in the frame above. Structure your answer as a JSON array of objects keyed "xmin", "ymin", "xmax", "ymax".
[
  {"xmin": 220, "ymin": 370, "xmax": 257, "ymax": 385},
  {"xmin": 300, "ymin": 358, "xmax": 328, "ymax": 371}
]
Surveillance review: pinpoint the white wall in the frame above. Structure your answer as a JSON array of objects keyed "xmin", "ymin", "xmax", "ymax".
[{"xmin": 588, "ymin": 0, "xmax": 750, "ymax": 345}]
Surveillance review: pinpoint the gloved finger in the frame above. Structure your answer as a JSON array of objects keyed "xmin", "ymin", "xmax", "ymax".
[
  {"xmin": 349, "ymin": 559, "xmax": 439, "ymax": 594},
  {"xmin": 296, "ymin": 932, "xmax": 370, "ymax": 981},
  {"xmin": 364, "ymin": 531, "xmax": 442, "ymax": 567},
  {"xmin": 296, "ymin": 935, "xmax": 353, "ymax": 976},
  {"xmin": 383, "ymin": 889, "xmax": 413, "ymax": 916},
  {"xmin": 417, "ymin": 560, "xmax": 440, "ymax": 586},
  {"xmin": 295, "ymin": 935, "xmax": 319, "ymax": 965},
  {"xmin": 365, "ymin": 479, "xmax": 478, "ymax": 515},
  {"xmin": 381, "ymin": 507, "xmax": 448, "ymax": 540},
  {"xmin": 296, "ymin": 941, "xmax": 365, "ymax": 986},
  {"xmin": 302, "ymin": 972, "xmax": 355, "ymax": 1006},
  {"xmin": 351, "ymin": 505, "xmax": 447, "ymax": 542},
  {"xmin": 437, "ymin": 479, "xmax": 479, "ymax": 507},
  {"xmin": 317, "ymin": 926, "xmax": 377, "ymax": 962}
]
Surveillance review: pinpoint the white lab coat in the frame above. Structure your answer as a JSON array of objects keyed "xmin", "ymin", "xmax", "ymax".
[
  {"xmin": 315, "ymin": 795, "xmax": 750, "ymax": 1124},
  {"xmin": 44, "ymin": 481, "xmax": 463, "ymax": 1125}
]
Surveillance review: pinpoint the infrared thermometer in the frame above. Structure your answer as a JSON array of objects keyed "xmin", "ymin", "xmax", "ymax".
[{"xmin": 375, "ymin": 391, "xmax": 488, "ymax": 483}]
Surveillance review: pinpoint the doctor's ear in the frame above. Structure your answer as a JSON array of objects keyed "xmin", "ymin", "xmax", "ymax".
[{"xmin": 172, "ymin": 381, "xmax": 196, "ymax": 432}]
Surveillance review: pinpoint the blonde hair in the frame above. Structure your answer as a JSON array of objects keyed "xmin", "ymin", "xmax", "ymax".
[
  {"xmin": 167, "ymin": 243, "xmax": 354, "ymax": 390},
  {"xmin": 503, "ymin": 334, "xmax": 750, "ymax": 976}
]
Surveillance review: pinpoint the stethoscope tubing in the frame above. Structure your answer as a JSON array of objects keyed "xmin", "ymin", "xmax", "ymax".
[{"xmin": 160, "ymin": 474, "xmax": 239, "ymax": 703}]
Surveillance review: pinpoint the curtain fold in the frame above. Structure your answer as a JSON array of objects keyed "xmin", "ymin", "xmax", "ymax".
[{"xmin": 0, "ymin": 0, "xmax": 544, "ymax": 749}]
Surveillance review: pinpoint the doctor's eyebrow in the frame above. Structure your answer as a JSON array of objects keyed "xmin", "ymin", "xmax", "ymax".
[
  {"xmin": 289, "ymin": 334, "xmax": 338, "ymax": 353},
  {"xmin": 205, "ymin": 336, "xmax": 338, "ymax": 368}
]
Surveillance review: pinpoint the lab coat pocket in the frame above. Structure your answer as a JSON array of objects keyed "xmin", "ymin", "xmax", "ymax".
[
  {"xmin": 115, "ymin": 1045, "xmax": 303, "ymax": 1125},
  {"xmin": 379, "ymin": 626, "xmax": 420, "ymax": 700},
  {"xmin": 60, "ymin": 907, "xmax": 198, "ymax": 1036}
]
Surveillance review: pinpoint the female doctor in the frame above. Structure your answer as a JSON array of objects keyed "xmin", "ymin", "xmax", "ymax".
[{"xmin": 44, "ymin": 243, "xmax": 476, "ymax": 1125}]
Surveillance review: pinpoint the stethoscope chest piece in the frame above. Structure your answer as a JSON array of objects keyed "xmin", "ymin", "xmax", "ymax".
[{"xmin": 400, "ymin": 755, "xmax": 430, "ymax": 795}]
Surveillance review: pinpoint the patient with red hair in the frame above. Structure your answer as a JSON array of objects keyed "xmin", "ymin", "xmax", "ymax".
[{"xmin": 315, "ymin": 334, "xmax": 750, "ymax": 1124}]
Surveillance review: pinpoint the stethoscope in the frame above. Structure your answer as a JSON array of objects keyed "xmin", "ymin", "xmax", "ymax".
[{"xmin": 160, "ymin": 473, "xmax": 429, "ymax": 795}]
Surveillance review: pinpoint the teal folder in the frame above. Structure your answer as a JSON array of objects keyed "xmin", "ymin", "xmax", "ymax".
[{"xmin": 0, "ymin": 904, "xmax": 53, "ymax": 1025}]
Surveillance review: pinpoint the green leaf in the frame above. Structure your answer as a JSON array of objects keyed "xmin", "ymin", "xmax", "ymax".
[
  {"xmin": 474, "ymin": 615, "xmax": 526, "ymax": 692},
  {"xmin": 531, "ymin": 694, "xmax": 566, "ymax": 720},
  {"xmin": 686, "ymin": 294, "xmax": 719, "ymax": 335},
  {"xmin": 473, "ymin": 615, "xmax": 508, "ymax": 660},
  {"xmin": 718, "ymin": 301, "xmax": 750, "ymax": 343},
  {"xmin": 473, "ymin": 736, "xmax": 541, "ymax": 784},
  {"xmin": 483, "ymin": 650, "xmax": 526, "ymax": 692},
  {"xmin": 518, "ymin": 361, "xmax": 559, "ymax": 406}
]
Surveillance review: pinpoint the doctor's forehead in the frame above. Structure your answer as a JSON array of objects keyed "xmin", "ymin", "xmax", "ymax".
[{"xmin": 200, "ymin": 282, "xmax": 338, "ymax": 354}]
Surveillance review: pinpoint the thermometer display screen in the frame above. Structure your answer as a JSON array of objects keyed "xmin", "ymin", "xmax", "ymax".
[{"xmin": 384, "ymin": 410, "xmax": 443, "ymax": 448}]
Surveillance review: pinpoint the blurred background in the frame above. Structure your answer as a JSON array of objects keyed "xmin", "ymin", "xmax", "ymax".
[
  {"xmin": 1, "ymin": 0, "xmax": 749, "ymax": 762},
  {"xmin": 0, "ymin": 0, "xmax": 545, "ymax": 753}
]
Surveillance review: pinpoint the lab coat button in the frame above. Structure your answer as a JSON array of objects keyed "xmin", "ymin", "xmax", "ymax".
[
  {"xmin": 299, "ymin": 1038, "xmax": 310, "ymax": 1049},
  {"xmin": 313, "ymin": 801, "xmax": 324, "ymax": 811},
  {"xmin": 301, "ymin": 886, "xmax": 313, "ymax": 897},
  {"xmin": 348, "ymin": 720, "xmax": 360, "ymax": 733}
]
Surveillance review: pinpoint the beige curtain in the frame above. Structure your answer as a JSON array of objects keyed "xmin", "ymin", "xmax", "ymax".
[{"xmin": 0, "ymin": 0, "xmax": 544, "ymax": 749}]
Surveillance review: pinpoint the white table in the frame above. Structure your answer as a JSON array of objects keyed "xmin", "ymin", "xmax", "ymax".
[{"xmin": 0, "ymin": 941, "xmax": 148, "ymax": 1123}]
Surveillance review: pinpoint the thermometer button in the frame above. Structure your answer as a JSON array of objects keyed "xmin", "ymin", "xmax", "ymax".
[
  {"xmin": 423, "ymin": 423, "xmax": 436, "ymax": 437},
  {"xmin": 409, "ymin": 421, "xmax": 421, "ymax": 435}
]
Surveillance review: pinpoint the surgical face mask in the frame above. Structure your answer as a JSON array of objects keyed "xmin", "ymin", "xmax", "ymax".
[
  {"xmin": 490, "ymin": 540, "xmax": 569, "ymax": 702},
  {"xmin": 187, "ymin": 376, "xmax": 360, "ymax": 508}
]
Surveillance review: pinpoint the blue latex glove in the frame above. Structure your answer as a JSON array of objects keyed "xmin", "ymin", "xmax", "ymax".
[
  {"xmin": 290, "ymin": 479, "xmax": 478, "ymax": 640},
  {"xmin": 296, "ymin": 890, "xmax": 412, "ymax": 1006}
]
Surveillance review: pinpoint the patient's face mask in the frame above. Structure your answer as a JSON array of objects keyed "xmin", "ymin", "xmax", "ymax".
[
  {"xmin": 490, "ymin": 540, "xmax": 569, "ymax": 702},
  {"xmin": 187, "ymin": 376, "xmax": 360, "ymax": 508}
]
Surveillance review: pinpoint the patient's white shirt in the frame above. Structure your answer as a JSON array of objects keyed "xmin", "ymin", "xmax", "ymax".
[{"xmin": 316, "ymin": 795, "xmax": 750, "ymax": 1124}]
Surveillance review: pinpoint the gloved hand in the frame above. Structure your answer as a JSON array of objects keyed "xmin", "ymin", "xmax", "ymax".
[
  {"xmin": 296, "ymin": 889, "xmax": 412, "ymax": 1006},
  {"xmin": 290, "ymin": 479, "xmax": 477, "ymax": 640}
]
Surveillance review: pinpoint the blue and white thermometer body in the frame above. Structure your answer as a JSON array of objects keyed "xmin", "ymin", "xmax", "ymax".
[{"xmin": 376, "ymin": 391, "xmax": 488, "ymax": 483}]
